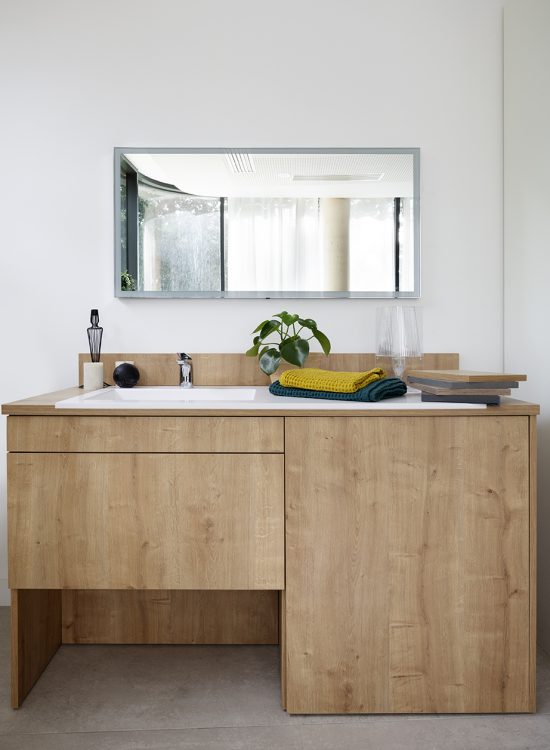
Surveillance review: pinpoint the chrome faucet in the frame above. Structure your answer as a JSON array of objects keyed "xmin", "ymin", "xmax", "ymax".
[{"xmin": 177, "ymin": 353, "xmax": 193, "ymax": 388}]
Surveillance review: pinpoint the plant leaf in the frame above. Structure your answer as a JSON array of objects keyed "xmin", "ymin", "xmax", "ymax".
[
  {"xmin": 273, "ymin": 311, "xmax": 289, "ymax": 319},
  {"xmin": 280, "ymin": 311, "xmax": 299, "ymax": 326},
  {"xmin": 252, "ymin": 319, "xmax": 269, "ymax": 334},
  {"xmin": 245, "ymin": 342, "xmax": 260, "ymax": 357},
  {"xmin": 297, "ymin": 317, "xmax": 317, "ymax": 331},
  {"xmin": 259, "ymin": 348, "xmax": 282, "ymax": 375},
  {"xmin": 313, "ymin": 329, "xmax": 331, "ymax": 355},
  {"xmin": 279, "ymin": 334, "xmax": 298, "ymax": 347},
  {"xmin": 259, "ymin": 319, "xmax": 281, "ymax": 340},
  {"xmin": 280, "ymin": 338, "xmax": 310, "ymax": 367}
]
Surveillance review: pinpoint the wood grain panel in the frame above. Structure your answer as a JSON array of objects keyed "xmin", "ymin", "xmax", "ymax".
[
  {"xmin": 79, "ymin": 352, "xmax": 460, "ymax": 387},
  {"xmin": 284, "ymin": 416, "xmax": 531, "ymax": 714},
  {"xmin": 8, "ymin": 416, "xmax": 284, "ymax": 453},
  {"xmin": 407, "ymin": 369, "xmax": 527, "ymax": 383},
  {"xmin": 529, "ymin": 415, "xmax": 537, "ymax": 712},
  {"xmin": 79, "ymin": 353, "xmax": 185, "ymax": 387},
  {"xmin": 79, "ymin": 353, "xmax": 271, "ymax": 386},
  {"xmin": 9, "ymin": 453, "xmax": 284, "ymax": 590},
  {"xmin": 62, "ymin": 590, "xmax": 278, "ymax": 644},
  {"xmin": 11, "ymin": 589, "xmax": 61, "ymax": 708},
  {"xmin": 280, "ymin": 592, "xmax": 287, "ymax": 709}
]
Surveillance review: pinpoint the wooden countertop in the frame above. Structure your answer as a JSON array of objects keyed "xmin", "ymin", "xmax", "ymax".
[{"xmin": 2, "ymin": 386, "xmax": 540, "ymax": 417}]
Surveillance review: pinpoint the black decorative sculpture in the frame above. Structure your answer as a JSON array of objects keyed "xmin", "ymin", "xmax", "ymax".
[{"xmin": 87, "ymin": 309, "xmax": 103, "ymax": 363}]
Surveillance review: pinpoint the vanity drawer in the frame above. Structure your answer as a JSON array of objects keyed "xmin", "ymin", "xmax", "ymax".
[
  {"xmin": 7, "ymin": 416, "xmax": 284, "ymax": 453},
  {"xmin": 8, "ymin": 453, "xmax": 284, "ymax": 590}
]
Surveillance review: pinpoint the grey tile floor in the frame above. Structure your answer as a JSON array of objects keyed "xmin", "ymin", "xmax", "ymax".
[{"xmin": 1, "ymin": 608, "xmax": 550, "ymax": 749}]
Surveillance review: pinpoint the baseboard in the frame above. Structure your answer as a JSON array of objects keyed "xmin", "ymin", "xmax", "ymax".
[{"xmin": 0, "ymin": 578, "xmax": 9, "ymax": 606}]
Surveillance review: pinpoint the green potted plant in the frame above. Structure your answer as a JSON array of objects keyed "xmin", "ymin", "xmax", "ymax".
[{"xmin": 246, "ymin": 311, "xmax": 331, "ymax": 376}]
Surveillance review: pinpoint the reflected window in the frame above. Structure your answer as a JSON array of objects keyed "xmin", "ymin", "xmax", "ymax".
[{"xmin": 137, "ymin": 182, "xmax": 221, "ymax": 292}]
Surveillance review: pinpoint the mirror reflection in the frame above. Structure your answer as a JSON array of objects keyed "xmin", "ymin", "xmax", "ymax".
[{"xmin": 116, "ymin": 148, "xmax": 419, "ymax": 298}]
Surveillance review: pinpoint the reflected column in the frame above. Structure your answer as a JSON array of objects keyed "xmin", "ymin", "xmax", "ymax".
[{"xmin": 320, "ymin": 198, "xmax": 350, "ymax": 291}]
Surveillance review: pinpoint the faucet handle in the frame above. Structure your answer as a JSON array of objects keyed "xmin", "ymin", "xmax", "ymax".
[{"xmin": 177, "ymin": 353, "xmax": 193, "ymax": 388}]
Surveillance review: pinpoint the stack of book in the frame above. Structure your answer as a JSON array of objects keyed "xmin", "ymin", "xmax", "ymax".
[{"xmin": 406, "ymin": 370, "xmax": 527, "ymax": 405}]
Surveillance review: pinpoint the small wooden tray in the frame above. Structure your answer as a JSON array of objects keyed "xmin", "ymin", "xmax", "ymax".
[{"xmin": 407, "ymin": 369, "xmax": 527, "ymax": 383}]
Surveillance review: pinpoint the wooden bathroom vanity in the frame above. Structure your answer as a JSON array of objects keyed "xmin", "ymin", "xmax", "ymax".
[{"xmin": 2, "ymin": 354, "xmax": 538, "ymax": 713}]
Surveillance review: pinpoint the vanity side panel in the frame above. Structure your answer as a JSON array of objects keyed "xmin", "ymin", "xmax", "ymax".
[
  {"xmin": 62, "ymin": 590, "xmax": 278, "ymax": 644},
  {"xmin": 284, "ymin": 416, "xmax": 531, "ymax": 714},
  {"xmin": 7, "ymin": 416, "xmax": 284, "ymax": 453},
  {"xmin": 280, "ymin": 591, "xmax": 287, "ymax": 709},
  {"xmin": 11, "ymin": 589, "xmax": 62, "ymax": 708},
  {"xmin": 8, "ymin": 453, "xmax": 284, "ymax": 590},
  {"xmin": 529, "ymin": 415, "xmax": 537, "ymax": 712}
]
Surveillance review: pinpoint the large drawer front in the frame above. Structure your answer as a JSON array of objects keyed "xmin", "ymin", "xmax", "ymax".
[
  {"xmin": 7, "ymin": 416, "xmax": 283, "ymax": 453},
  {"xmin": 8, "ymin": 453, "xmax": 284, "ymax": 590}
]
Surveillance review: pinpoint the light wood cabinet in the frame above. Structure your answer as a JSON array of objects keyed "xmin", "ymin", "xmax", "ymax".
[
  {"xmin": 2, "ymin": 379, "xmax": 537, "ymax": 712},
  {"xmin": 283, "ymin": 416, "xmax": 534, "ymax": 713}
]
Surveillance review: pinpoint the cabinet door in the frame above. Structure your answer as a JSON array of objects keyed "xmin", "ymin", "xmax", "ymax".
[
  {"xmin": 9, "ymin": 453, "xmax": 284, "ymax": 590},
  {"xmin": 284, "ymin": 416, "xmax": 531, "ymax": 713}
]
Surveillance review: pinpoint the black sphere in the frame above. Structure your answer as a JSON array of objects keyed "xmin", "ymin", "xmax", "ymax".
[{"xmin": 113, "ymin": 363, "xmax": 140, "ymax": 388}]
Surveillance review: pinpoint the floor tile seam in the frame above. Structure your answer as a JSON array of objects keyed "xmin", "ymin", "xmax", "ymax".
[
  {"xmin": 0, "ymin": 719, "xmax": 448, "ymax": 739},
  {"xmin": 0, "ymin": 717, "xmax": 474, "ymax": 736},
  {"xmin": 4, "ymin": 712, "xmax": 550, "ymax": 739},
  {"xmin": 3, "ymin": 710, "xmax": 550, "ymax": 736},
  {"xmin": 0, "ymin": 722, "xmax": 306, "ymax": 738}
]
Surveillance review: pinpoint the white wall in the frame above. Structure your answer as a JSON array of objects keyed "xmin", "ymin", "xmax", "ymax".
[
  {"xmin": 504, "ymin": 0, "xmax": 550, "ymax": 653},
  {"xmin": 0, "ymin": 0, "xmax": 506, "ymax": 604}
]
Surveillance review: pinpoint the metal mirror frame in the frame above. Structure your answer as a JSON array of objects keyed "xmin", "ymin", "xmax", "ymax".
[{"xmin": 114, "ymin": 147, "xmax": 420, "ymax": 299}]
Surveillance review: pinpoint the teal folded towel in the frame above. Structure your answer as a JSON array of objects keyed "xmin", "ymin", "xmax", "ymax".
[{"xmin": 269, "ymin": 377, "xmax": 407, "ymax": 402}]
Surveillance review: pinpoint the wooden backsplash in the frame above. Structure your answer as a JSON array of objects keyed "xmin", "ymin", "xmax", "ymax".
[{"xmin": 78, "ymin": 353, "xmax": 460, "ymax": 387}]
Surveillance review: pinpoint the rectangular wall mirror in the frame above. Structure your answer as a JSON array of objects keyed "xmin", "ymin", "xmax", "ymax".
[{"xmin": 115, "ymin": 148, "xmax": 420, "ymax": 298}]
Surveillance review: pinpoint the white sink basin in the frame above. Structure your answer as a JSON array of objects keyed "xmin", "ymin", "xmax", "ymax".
[
  {"xmin": 54, "ymin": 385, "xmax": 488, "ymax": 411},
  {"xmin": 56, "ymin": 386, "xmax": 258, "ymax": 408},
  {"xmin": 93, "ymin": 386, "xmax": 256, "ymax": 403}
]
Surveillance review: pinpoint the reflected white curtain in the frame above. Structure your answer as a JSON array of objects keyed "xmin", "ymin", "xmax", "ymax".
[
  {"xmin": 226, "ymin": 198, "xmax": 321, "ymax": 292},
  {"xmin": 349, "ymin": 199, "xmax": 395, "ymax": 293}
]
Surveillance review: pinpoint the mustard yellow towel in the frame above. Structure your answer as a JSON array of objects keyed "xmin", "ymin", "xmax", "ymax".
[{"xmin": 279, "ymin": 367, "xmax": 385, "ymax": 393}]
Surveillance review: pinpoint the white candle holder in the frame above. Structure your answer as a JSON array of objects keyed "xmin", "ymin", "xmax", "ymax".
[{"xmin": 83, "ymin": 362, "xmax": 104, "ymax": 391}]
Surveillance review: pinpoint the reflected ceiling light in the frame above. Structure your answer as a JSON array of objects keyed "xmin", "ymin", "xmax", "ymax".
[
  {"xmin": 225, "ymin": 152, "xmax": 255, "ymax": 173},
  {"xmin": 292, "ymin": 173, "xmax": 384, "ymax": 182}
]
